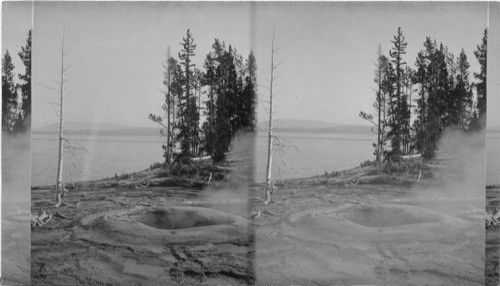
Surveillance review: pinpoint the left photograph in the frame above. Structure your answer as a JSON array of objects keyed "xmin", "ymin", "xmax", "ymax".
[
  {"xmin": 2, "ymin": 1, "xmax": 32, "ymax": 284},
  {"xmin": 30, "ymin": 2, "xmax": 256, "ymax": 285}
]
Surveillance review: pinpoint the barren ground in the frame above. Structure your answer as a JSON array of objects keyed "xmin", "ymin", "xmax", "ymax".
[
  {"xmin": 31, "ymin": 168, "xmax": 254, "ymax": 286},
  {"xmin": 486, "ymin": 186, "xmax": 500, "ymax": 286},
  {"xmin": 251, "ymin": 164, "xmax": 485, "ymax": 285}
]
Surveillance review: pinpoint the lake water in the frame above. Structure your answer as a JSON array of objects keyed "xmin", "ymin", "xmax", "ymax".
[
  {"xmin": 31, "ymin": 133, "xmax": 164, "ymax": 186},
  {"xmin": 31, "ymin": 132, "xmax": 500, "ymax": 187},
  {"xmin": 253, "ymin": 132, "xmax": 375, "ymax": 183}
]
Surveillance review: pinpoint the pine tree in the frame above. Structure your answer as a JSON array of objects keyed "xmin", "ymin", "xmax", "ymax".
[
  {"xmin": 387, "ymin": 27, "xmax": 408, "ymax": 159},
  {"xmin": 201, "ymin": 46, "xmax": 215, "ymax": 155},
  {"xmin": 413, "ymin": 51, "xmax": 428, "ymax": 153},
  {"xmin": 229, "ymin": 46, "xmax": 250, "ymax": 134},
  {"xmin": 402, "ymin": 66, "xmax": 414, "ymax": 153},
  {"xmin": 193, "ymin": 67, "xmax": 203, "ymax": 155},
  {"xmin": 213, "ymin": 48, "xmax": 239, "ymax": 162},
  {"xmin": 2, "ymin": 50, "xmax": 18, "ymax": 132},
  {"xmin": 171, "ymin": 62, "xmax": 185, "ymax": 159},
  {"xmin": 177, "ymin": 29, "xmax": 197, "ymax": 159},
  {"xmin": 422, "ymin": 41, "xmax": 448, "ymax": 160},
  {"xmin": 470, "ymin": 29, "xmax": 487, "ymax": 131},
  {"xmin": 213, "ymin": 48, "xmax": 238, "ymax": 162},
  {"xmin": 16, "ymin": 30, "xmax": 31, "ymax": 131},
  {"xmin": 382, "ymin": 59, "xmax": 396, "ymax": 150},
  {"xmin": 451, "ymin": 49, "xmax": 473, "ymax": 129},
  {"xmin": 245, "ymin": 51, "xmax": 257, "ymax": 131},
  {"xmin": 436, "ymin": 44, "xmax": 452, "ymax": 127}
]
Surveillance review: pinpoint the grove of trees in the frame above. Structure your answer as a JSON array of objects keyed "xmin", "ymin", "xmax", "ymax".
[
  {"xmin": 2, "ymin": 30, "xmax": 31, "ymax": 133},
  {"xmin": 360, "ymin": 27, "xmax": 487, "ymax": 162},
  {"xmin": 149, "ymin": 29, "xmax": 257, "ymax": 165}
]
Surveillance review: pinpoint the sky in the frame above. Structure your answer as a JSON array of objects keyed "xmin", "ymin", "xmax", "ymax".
[
  {"xmin": 1, "ymin": 1, "xmax": 497, "ymax": 129},
  {"xmin": 2, "ymin": 2, "xmax": 32, "ymax": 89}
]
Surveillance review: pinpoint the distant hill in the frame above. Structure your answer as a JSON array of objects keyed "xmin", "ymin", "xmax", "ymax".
[
  {"xmin": 33, "ymin": 121, "xmax": 161, "ymax": 136},
  {"xmin": 257, "ymin": 119, "xmax": 340, "ymax": 129},
  {"xmin": 257, "ymin": 119, "xmax": 371, "ymax": 134},
  {"xmin": 33, "ymin": 119, "xmax": 373, "ymax": 136},
  {"xmin": 488, "ymin": 125, "xmax": 500, "ymax": 133}
]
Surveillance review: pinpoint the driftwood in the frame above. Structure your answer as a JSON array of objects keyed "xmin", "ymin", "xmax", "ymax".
[
  {"xmin": 31, "ymin": 211, "xmax": 53, "ymax": 227},
  {"xmin": 54, "ymin": 212, "xmax": 74, "ymax": 220},
  {"xmin": 344, "ymin": 178, "xmax": 360, "ymax": 187},
  {"xmin": 250, "ymin": 209, "xmax": 261, "ymax": 220},
  {"xmin": 486, "ymin": 208, "xmax": 500, "ymax": 227},
  {"xmin": 134, "ymin": 181, "xmax": 150, "ymax": 189}
]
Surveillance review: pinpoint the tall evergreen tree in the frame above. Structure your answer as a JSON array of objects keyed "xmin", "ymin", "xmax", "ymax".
[
  {"xmin": 421, "ymin": 41, "xmax": 449, "ymax": 160},
  {"xmin": 213, "ymin": 48, "xmax": 239, "ymax": 162},
  {"xmin": 402, "ymin": 66, "xmax": 414, "ymax": 153},
  {"xmin": 17, "ymin": 30, "xmax": 31, "ymax": 130},
  {"xmin": 193, "ymin": 67, "xmax": 203, "ymax": 155},
  {"xmin": 387, "ymin": 27, "xmax": 408, "ymax": 159},
  {"xmin": 243, "ymin": 51, "xmax": 257, "ymax": 131},
  {"xmin": 451, "ymin": 49, "xmax": 473, "ymax": 129},
  {"xmin": 470, "ymin": 29, "xmax": 487, "ymax": 131},
  {"xmin": 178, "ymin": 29, "xmax": 198, "ymax": 159},
  {"xmin": 413, "ymin": 51, "xmax": 428, "ymax": 152},
  {"xmin": 228, "ymin": 45, "xmax": 248, "ymax": 134},
  {"xmin": 247, "ymin": 51, "xmax": 257, "ymax": 86},
  {"xmin": 436, "ymin": 44, "xmax": 452, "ymax": 127},
  {"xmin": 2, "ymin": 50, "xmax": 18, "ymax": 132}
]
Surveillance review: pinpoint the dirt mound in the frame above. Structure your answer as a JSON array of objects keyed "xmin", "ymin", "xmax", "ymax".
[{"xmin": 74, "ymin": 206, "xmax": 251, "ymax": 246}]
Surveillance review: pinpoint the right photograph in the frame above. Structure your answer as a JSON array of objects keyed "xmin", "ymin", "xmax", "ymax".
[
  {"xmin": 486, "ymin": 2, "xmax": 500, "ymax": 286},
  {"xmin": 251, "ymin": 2, "xmax": 492, "ymax": 285}
]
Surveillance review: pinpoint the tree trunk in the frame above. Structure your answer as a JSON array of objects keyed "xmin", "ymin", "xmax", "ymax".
[
  {"xmin": 55, "ymin": 34, "xmax": 66, "ymax": 207},
  {"xmin": 264, "ymin": 26, "xmax": 277, "ymax": 205},
  {"xmin": 376, "ymin": 46, "xmax": 382, "ymax": 163},
  {"xmin": 166, "ymin": 46, "xmax": 172, "ymax": 164},
  {"xmin": 382, "ymin": 92, "xmax": 386, "ymax": 157},
  {"xmin": 185, "ymin": 53, "xmax": 191, "ymax": 158},
  {"xmin": 210, "ymin": 85, "xmax": 215, "ymax": 153}
]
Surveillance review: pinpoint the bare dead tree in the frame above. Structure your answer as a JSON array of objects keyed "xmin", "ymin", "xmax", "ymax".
[
  {"xmin": 54, "ymin": 32, "xmax": 71, "ymax": 207},
  {"xmin": 264, "ymin": 25, "xmax": 280, "ymax": 205},
  {"xmin": 150, "ymin": 45, "xmax": 176, "ymax": 164},
  {"xmin": 359, "ymin": 44, "xmax": 389, "ymax": 163},
  {"xmin": 39, "ymin": 31, "xmax": 73, "ymax": 207}
]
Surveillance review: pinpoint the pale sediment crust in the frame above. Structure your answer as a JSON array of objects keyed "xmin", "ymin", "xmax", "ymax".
[
  {"xmin": 286, "ymin": 204, "xmax": 470, "ymax": 244},
  {"xmin": 73, "ymin": 206, "xmax": 251, "ymax": 246}
]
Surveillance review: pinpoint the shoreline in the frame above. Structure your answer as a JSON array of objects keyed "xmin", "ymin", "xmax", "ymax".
[{"xmin": 32, "ymin": 165, "xmax": 500, "ymax": 193}]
